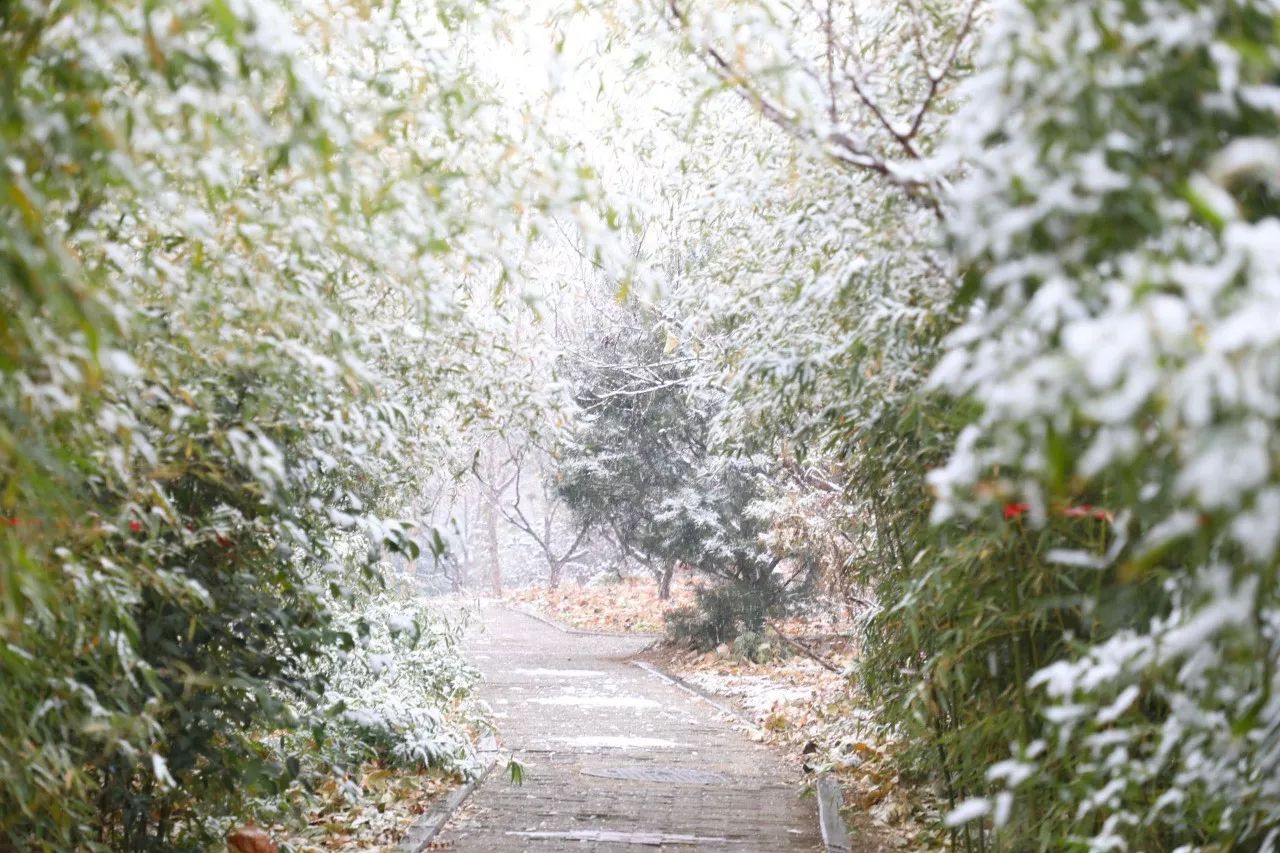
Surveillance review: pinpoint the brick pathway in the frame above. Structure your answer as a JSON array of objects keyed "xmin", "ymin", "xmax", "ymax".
[{"xmin": 436, "ymin": 604, "xmax": 824, "ymax": 852}]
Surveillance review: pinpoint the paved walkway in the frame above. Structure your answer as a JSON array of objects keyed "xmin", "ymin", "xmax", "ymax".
[{"xmin": 436, "ymin": 604, "xmax": 824, "ymax": 851}]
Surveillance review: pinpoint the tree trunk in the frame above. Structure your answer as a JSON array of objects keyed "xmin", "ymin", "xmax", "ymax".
[
  {"xmin": 484, "ymin": 496, "xmax": 502, "ymax": 597},
  {"xmin": 658, "ymin": 561, "xmax": 676, "ymax": 600},
  {"xmin": 484, "ymin": 451, "xmax": 504, "ymax": 596},
  {"xmin": 548, "ymin": 560, "xmax": 563, "ymax": 591},
  {"xmin": 457, "ymin": 498, "xmax": 473, "ymax": 591}
]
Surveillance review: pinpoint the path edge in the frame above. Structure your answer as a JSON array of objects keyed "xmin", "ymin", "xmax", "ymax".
[
  {"xmin": 630, "ymin": 660, "xmax": 759, "ymax": 729},
  {"xmin": 396, "ymin": 736, "xmax": 500, "ymax": 853},
  {"xmin": 817, "ymin": 774, "xmax": 852, "ymax": 853},
  {"xmin": 500, "ymin": 600, "xmax": 662, "ymax": 641},
  {"xmin": 633, "ymin": 659, "xmax": 854, "ymax": 853}
]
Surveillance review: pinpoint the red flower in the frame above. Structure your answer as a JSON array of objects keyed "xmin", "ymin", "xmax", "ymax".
[
  {"xmin": 129, "ymin": 520, "xmax": 143, "ymax": 533},
  {"xmin": 1002, "ymin": 502, "xmax": 1030, "ymax": 520}
]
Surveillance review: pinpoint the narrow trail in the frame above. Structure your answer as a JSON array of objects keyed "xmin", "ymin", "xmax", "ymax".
[{"xmin": 436, "ymin": 603, "xmax": 824, "ymax": 851}]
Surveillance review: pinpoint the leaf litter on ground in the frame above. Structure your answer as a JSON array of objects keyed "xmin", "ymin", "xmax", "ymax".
[
  {"xmin": 271, "ymin": 761, "xmax": 457, "ymax": 852},
  {"xmin": 505, "ymin": 575, "xmax": 698, "ymax": 633}
]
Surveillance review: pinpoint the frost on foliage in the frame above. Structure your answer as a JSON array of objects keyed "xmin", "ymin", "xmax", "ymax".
[
  {"xmin": 2, "ymin": 0, "xmax": 612, "ymax": 843},
  {"xmin": 318, "ymin": 588, "xmax": 482, "ymax": 778},
  {"xmin": 931, "ymin": 0, "xmax": 1280, "ymax": 844},
  {"xmin": 621, "ymin": 0, "xmax": 972, "ymax": 454}
]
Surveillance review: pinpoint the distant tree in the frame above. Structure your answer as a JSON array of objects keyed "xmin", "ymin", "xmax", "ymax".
[
  {"xmin": 556, "ymin": 307, "xmax": 780, "ymax": 627},
  {"xmin": 474, "ymin": 439, "xmax": 593, "ymax": 590}
]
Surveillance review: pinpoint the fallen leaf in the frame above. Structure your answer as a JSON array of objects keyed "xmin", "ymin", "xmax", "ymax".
[{"xmin": 227, "ymin": 823, "xmax": 278, "ymax": 853}]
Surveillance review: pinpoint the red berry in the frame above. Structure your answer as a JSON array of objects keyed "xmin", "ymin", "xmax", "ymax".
[{"xmin": 1002, "ymin": 502, "xmax": 1030, "ymax": 521}]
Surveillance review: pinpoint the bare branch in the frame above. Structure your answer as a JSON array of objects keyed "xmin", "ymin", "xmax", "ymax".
[
  {"xmin": 905, "ymin": 0, "xmax": 980, "ymax": 140},
  {"xmin": 659, "ymin": 0, "xmax": 945, "ymax": 219}
]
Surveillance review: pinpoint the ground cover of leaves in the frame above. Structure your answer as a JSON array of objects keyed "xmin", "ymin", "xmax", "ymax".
[
  {"xmin": 258, "ymin": 762, "xmax": 457, "ymax": 852},
  {"xmin": 505, "ymin": 574, "xmax": 698, "ymax": 633}
]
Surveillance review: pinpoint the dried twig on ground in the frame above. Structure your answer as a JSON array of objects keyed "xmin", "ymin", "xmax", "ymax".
[{"xmin": 766, "ymin": 621, "xmax": 842, "ymax": 673}]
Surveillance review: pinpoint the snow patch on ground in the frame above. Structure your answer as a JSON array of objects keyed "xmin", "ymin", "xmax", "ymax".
[
  {"xmin": 683, "ymin": 672, "xmax": 815, "ymax": 716},
  {"xmin": 531, "ymin": 695, "xmax": 661, "ymax": 709},
  {"xmin": 513, "ymin": 668, "xmax": 606, "ymax": 678},
  {"xmin": 555, "ymin": 735, "xmax": 684, "ymax": 748}
]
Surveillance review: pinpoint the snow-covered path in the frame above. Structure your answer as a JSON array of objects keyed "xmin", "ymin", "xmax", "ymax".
[{"xmin": 436, "ymin": 604, "xmax": 825, "ymax": 851}]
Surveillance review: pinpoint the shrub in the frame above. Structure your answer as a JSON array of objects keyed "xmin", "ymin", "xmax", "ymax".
[{"xmin": 665, "ymin": 582, "xmax": 782, "ymax": 651}]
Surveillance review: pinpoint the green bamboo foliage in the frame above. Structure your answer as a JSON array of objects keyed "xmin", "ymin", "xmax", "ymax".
[{"xmin": 0, "ymin": 1, "xmax": 536, "ymax": 847}]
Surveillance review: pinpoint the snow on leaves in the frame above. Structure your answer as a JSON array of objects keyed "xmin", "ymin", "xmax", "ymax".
[{"xmin": 931, "ymin": 0, "xmax": 1280, "ymax": 844}]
